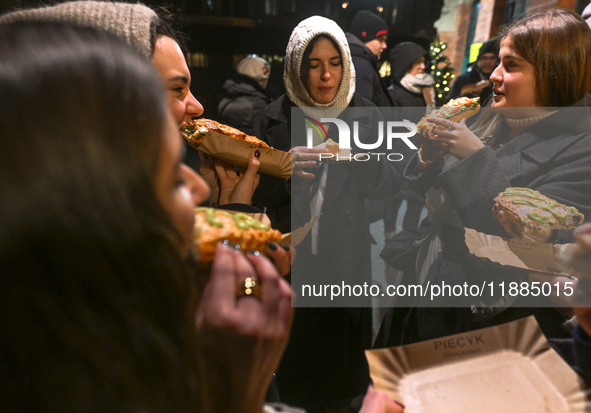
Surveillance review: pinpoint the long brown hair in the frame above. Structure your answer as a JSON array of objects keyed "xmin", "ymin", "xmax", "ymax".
[
  {"xmin": 0, "ymin": 22, "xmax": 208, "ymax": 413},
  {"xmin": 500, "ymin": 8, "xmax": 591, "ymax": 107},
  {"xmin": 472, "ymin": 8, "xmax": 591, "ymax": 141}
]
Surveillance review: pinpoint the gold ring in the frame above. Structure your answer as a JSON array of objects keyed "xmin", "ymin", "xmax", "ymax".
[
  {"xmin": 448, "ymin": 122, "xmax": 454, "ymax": 131},
  {"xmin": 236, "ymin": 276, "xmax": 261, "ymax": 299}
]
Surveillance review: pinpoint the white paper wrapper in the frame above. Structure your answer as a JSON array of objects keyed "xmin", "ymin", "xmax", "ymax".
[{"xmin": 366, "ymin": 317, "xmax": 591, "ymax": 412}]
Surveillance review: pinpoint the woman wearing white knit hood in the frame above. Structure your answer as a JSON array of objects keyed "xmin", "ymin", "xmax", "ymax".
[{"xmin": 252, "ymin": 15, "xmax": 400, "ymax": 413}]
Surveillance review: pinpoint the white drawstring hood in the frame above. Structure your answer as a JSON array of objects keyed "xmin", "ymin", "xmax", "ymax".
[{"xmin": 284, "ymin": 15, "xmax": 355, "ymax": 119}]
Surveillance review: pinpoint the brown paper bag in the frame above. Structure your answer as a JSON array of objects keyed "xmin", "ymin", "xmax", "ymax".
[
  {"xmin": 464, "ymin": 227, "xmax": 576, "ymax": 276},
  {"xmin": 187, "ymin": 130, "xmax": 291, "ymax": 179}
]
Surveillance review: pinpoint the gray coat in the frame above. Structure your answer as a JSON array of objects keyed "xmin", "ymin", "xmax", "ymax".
[
  {"xmin": 405, "ymin": 104, "xmax": 591, "ymax": 240},
  {"xmin": 218, "ymin": 74, "xmax": 273, "ymax": 135}
]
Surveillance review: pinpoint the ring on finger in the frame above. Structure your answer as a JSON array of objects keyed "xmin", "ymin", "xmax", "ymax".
[
  {"xmin": 236, "ymin": 276, "xmax": 262, "ymax": 300},
  {"xmin": 448, "ymin": 122, "xmax": 454, "ymax": 131}
]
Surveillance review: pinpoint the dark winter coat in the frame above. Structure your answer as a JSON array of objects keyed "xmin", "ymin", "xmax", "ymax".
[
  {"xmin": 217, "ymin": 74, "xmax": 273, "ymax": 135},
  {"xmin": 447, "ymin": 64, "xmax": 494, "ymax": 105},
  {"xmin": 388, "ymin": 84, "xmax": 426, "ymax": 113},
  {"xmin": 251, "ymin": 93, "xmax": 400, "ymax": 404},
  {"xmin": 376, "ymin": 102, "xmax": 591, "ymax": 347},
  {"xmin": 346, "ymin": 33, "xmax": 392, "ymax": 107},
  {"xmin": 387, "ymin": 42, "xmax": 431, "ymax": 203},
  {"xmin": 388, "ymin": 41, "xmax": 431, "ymax": 119}
]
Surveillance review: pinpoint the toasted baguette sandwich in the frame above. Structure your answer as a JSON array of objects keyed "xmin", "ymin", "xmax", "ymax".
[
  {"xmin": 192, "ymin": 207, "xmax": 281, "ymax": 262},
  {"xmin": 181, "ymin": 118, "xmax": 269, "ymax": 148},
  {"xmin": 494, "ymin": 187, "xmax": 584, "ymax": 235},
  {"xmin": 417, "ymin": 97, "xmax": 480, "ymax": 136}
]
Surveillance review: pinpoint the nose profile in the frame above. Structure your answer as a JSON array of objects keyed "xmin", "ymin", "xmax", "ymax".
[
  {"xmin": 181, "ymin": 163, "xmax": 210, "ymax": 206},
  {"xmin": 186, "ymin": 91, "xmax": 204, "ymax": 119},
  {"xmin": 490, "ymin": 65, "xmax": 502, "ymax": 85}
]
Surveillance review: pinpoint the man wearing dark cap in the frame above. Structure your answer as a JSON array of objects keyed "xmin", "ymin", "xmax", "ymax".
[
  {"xmin": 447, "ymin": 38, "xmax": 499, "ymax": 104},
  {"xmin": 346, "ymin": 10, "xmax": 393, "ymax": 106}
]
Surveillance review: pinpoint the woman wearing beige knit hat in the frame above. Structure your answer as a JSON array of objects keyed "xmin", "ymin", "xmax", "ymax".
[
  {"xmin": 0, "ymin": 18, "xmax": 299, "ymax": 413},
  {"xmin": 0, "ymin": 0, "xmax": 261, "ymax": 207}
]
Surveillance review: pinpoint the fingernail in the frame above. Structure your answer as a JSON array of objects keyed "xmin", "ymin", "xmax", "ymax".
[
  {"xmin": 281, "ymin": 243, "xmax": 290, "ymax": 251},
  {"xmin": 233, "ymin": 243, "xmax": 241, "ymax": 251},
  {"xmin": 267, "ymin": 241, "xmax": 277, "ymax": 251},
  {"xmin": 254, "ymin": 150, "xmax": 261, "ymax": 158},
  {"xmin": 248, "ymin": 249, "xmax": 261, "ymax": 256}
]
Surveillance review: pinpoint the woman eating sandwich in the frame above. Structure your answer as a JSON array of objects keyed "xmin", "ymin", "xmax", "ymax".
[{"xmin": 376, "ymin": 8, "xmax": 591, "ymax": 348}]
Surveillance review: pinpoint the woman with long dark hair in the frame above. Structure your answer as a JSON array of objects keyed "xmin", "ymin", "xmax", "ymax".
[{"xmin": 0, "ymin": 21, "xmax": 295, "ymax": 413}]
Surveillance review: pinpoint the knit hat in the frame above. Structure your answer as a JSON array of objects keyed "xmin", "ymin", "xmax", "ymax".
[
  {"xmin": 349, "ymin": 11, "xmax": 388, "ymax": 42},
  {"xmin": 477, "ymin": 38, "xmax": 499, "ymax": 60},
  {"xmin": 389, "ymin": 42, "xmax": 429, "ymax": 84},
  {"xmin": 0, "ymin": 1, "xmax": 157, "ymax": 57},
  {"xmin": 237, "ymin": 55, "xmax": 271, "ymax": 81},
  {"xmin": 284, "ymin": 15, "xmax": 355, "ymax": 119}
]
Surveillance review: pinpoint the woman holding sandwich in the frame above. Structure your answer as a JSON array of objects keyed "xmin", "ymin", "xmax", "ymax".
[
  {"xmin": 251, "ymin": 15, "xmax": 401, "ymax": 413},
  {"xmin": 0, "ymin": 21, "xmax": 296, "ymax": 413},
  {"xmin": 376, "ymin": 8, "xmax": 591, "ymax": 348},
  {"xmin": 0, "ymin": 0, "xmax": 261, "ymax": 209}
]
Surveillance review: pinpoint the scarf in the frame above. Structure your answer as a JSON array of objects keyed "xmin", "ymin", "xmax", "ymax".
[
  {"xmin": 400, "ymin": 73, "xmax": 436, "ymax": 114},
  {"xmin": 284, "ymin": 16, "xmax": 355, "ymax": 121}
]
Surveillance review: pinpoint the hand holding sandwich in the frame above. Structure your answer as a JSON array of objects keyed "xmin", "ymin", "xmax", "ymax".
[
  {"xmin": 426, "ymin": 117, "xmax": 484, "ymax": 159},
  {"xmin": 199, "ymin": 150, "xmax": 261, "ymax": 205},
  {"xmin": 196, "ymin": 243, "xmax": 293, "ymax": 413},
  {"xmin": 492, "ymin": 202, "xmax": 553, "ymax": 243},
  {"xmin": 289, "ymin": 146, "xmax": 329, "ymax": 180},
  {"xmin": 417, "ymin": 133, "xmax": 449, "ymax": 165},
  {"xmin": 215, "ymin": 151, "xmax": 261, "ymax": 205}
]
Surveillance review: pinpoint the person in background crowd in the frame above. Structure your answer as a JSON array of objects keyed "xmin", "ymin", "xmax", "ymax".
[
  {"xmin": 376, "ymin": 8, "xmax": 591, "ymax": 349},
  {"xmin": 388, "ymin": 42, "xmax": 436, "ymax": 115},
  {"xmin": 0, "ymin": 0, "xmax": 261, "ymax": 209},
  {"xmin": 385, "ymin": 41, "xmax": 435, "ymax": 234},
  {"xmin": 218, "ymin": 55, "xmax": 274, "ymax": 135},
  {"xmin": 369, "ymin": 41, "xmax": 435, "ymax": 288},
  {"xmin": 346, "ymin": 10, "xmax": 392, "ymax": 107},
  {"xmin": 447, "ymin": 39, "xmax": 498, "ymax": 105},
  {"xmin": 346, "ymin": 10, "xmax": 394, "ymax": 293},
  {"xmin": 252, "ymin": 15, "xmax": 400, "ymax": 413},
  {"xmin": 0, "ymin": 20, "xmax": 294, "ymax": 413}
]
